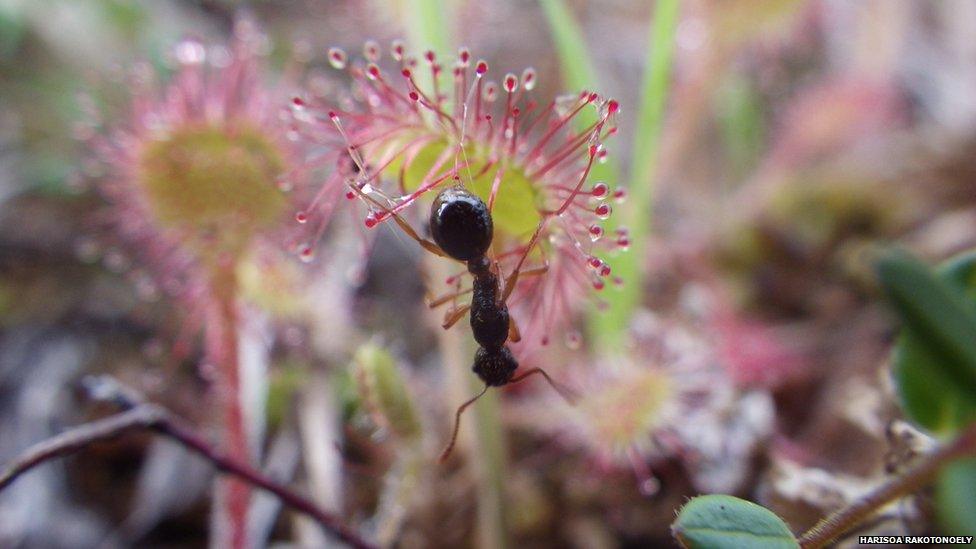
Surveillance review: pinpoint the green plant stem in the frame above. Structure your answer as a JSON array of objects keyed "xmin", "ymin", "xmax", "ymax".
[
  {"xmin": 428, "ymin": 257, "xmax": 507, "ymax": 549},
  {"xmin": 406, "ymin": 0, "xmax": 452, "ymax": 60},
  {"xmin": 798, "ymin": 423, "xmax": 976, "ymax": 548},
  {"xmin": 407, "ymin": 11, "xmax": 507, "ymax": 546},
  {"xmin": 538, "ymin": 0, "xmax": 602, "ymax": 97},
  {"xmin": 472, "ymin": 382, "xmax": 506, "ymax": 549},
  {"xmin": 589, "ymin": 0, "xmax": 680, "ymax": 348}
]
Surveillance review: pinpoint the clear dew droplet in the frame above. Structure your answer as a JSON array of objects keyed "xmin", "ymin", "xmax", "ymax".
[
  {"xmin": 363, "ymin": 40, "xmax": 381, "ymax": 62},
  {"xmin": 522, "ymin": 67, "xmax": 537, "ymax": 91},
  {"xmin": 591, "ymin": 181, "xmax": 609, "ymax": 199},
  {"xmin": 614, "ymin": 187, "xmax": 628, "ymax": 203},
  {"xmin": 328, "ymin": 47, "xmax": 347, "ymax": 69},
  {"xmin": 299, "ymin": 245, "xmax": 315, "ymax": 263},
  {"xmin": 364, "ymin": 211, "xmax": 378, "ymax": 228},
  {"xmin": 588, "ymin": 224, "xmax": 604, "ymax": 242},
  {"xmin": 391, "ymin": 39, "xmax": 405, "ymax": 61}
]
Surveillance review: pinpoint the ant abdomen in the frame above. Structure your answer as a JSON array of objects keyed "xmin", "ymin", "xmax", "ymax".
[
  {"xmin": 429, "ymin": 186, "xmax": 493, "ymax": 262},
  {"xmin": 473, "ymin": 346, "xmax": 518, "ymax": 387}
]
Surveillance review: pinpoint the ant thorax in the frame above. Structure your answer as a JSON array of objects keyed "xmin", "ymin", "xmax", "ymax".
[{"xmin": 470, "ymin": 270, "xmax": 509, "ymax": 350}]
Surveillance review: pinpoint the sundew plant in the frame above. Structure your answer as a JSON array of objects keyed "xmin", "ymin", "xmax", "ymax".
[{"xmin": 0, "ymin": 1, "xmax": 975, "ymax": 548}]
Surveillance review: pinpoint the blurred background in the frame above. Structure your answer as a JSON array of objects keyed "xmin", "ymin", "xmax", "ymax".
[{"xmin": 2, "ymin": 0, "xmax": 975, "ymax": 547}]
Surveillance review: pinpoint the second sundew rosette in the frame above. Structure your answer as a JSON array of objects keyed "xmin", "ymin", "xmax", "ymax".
[
  {"xmin": 290, "ymin": 40, "xmax": 627, "ymax": 355},
  {"xmin": 80, "ymin": 20, "xmax": 321, "ymax": 548}
]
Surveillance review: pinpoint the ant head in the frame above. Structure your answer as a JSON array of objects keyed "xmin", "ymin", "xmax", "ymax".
[
  {"xmin": 473, "ymin": 346, "xmax": 518, "ymax": 387},
  {"xmin": 429, "ymin": 186, "xmax": 493, "ymax": 262}
]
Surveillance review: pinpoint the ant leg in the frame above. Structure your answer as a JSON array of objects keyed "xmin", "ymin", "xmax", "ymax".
[
  {"xmin": 438, "ymin": 385, "xmax": 489, "ymax": 463},
  {"xmin": 442, "ymin": 304, "xmax": 471, "ymax": 330},
  {"xmin": 500, "ymin": 219, "xmax": 549, "ymax": 301},
  {"xmin": 348, "ymin": 183, "xmax": 451, "ymax": 259},
  {"xmin": 508, "ymin": 316, "xmax": 521, "ymax": 343},
  {"xmin": 508, "ymin": 367, "xmax": 578, "ymax": 404},
  {"xmin": 427, "ymin": 287, "xmax": 473, "ymax": 309},
  {"xmin": 501, "ymin": 260, "xmax": 550, "ymax": 303}
]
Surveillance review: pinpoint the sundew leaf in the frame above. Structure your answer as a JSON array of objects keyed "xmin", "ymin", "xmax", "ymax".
[
  {"xmin": 388, "ymin": 139, "xmax": 542, "ymax": 236},
  {"xmin": 937, "ymin": 458, "xmax": 976, "ymax": 543},
  {"xmin": 881, "ymin": 250, "xmax": 976, "ymax": 433},
  {"xmin": 672, "ymin": 495, "xmax": 799, "ymax": 549}
]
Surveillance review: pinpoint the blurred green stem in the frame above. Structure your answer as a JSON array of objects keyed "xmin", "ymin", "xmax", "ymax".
[
  {"xmin": 428, "ymin": 255, "xmax": 507, "ymax": 549},
  {"xmin": 587, "ymin": 0, "xmax": 680, "ymax": 347},
  {"xmin": 405, "ymin": 0, "xmax": 453, "ymax": 59},
  {"xmin": 538, "ymin": 0, "xmax": 619, "ymax": 201},
  {"xmin": 408, "ymin": 5, "xmax": 507, "ymax": 545}
]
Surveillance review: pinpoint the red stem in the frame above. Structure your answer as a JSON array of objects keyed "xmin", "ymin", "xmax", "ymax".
[{"xmin": 207, "ymin": 266, "xmax": 250, "ymax": 549}]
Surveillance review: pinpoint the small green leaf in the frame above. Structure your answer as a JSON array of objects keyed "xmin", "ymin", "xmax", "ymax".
[
  {"xmin": 936, "ymin": 458, "xmax": 976, "ymax": 541},
  {"xmin": 878, "ymin": 251, "xmax": 976, "ymax": 406},
  {"xmin": 894, "ymin": 329, "xmax": 976, "ymax": 434},
  {"xmin": 893, "ymin": 250, "xmax": 976, "ymax": 434},
  {"xmin": 941, "ymin": 250, "xmax": 976, "ymax": 303},
  {"xmin": 672, "ymin": 495, "xmax": 799, "ymax": 549}
]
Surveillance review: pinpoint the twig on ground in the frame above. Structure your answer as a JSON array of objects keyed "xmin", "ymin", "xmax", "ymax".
[
  {"xmin": 798, "ymin": 422, "xmax": 976, "ymax": 549},
  {"xmin": 0, "ymin": 384, "xmax": 375, "ymax": 549}
]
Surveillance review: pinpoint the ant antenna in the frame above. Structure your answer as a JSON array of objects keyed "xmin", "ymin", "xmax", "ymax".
[
  {"xmin": 438, "ymin": 385, "xmax": 489, "ymax": 463},
  {"xmin": 509, "ymin": 367, "xmax": 578, "ymax": 404}
]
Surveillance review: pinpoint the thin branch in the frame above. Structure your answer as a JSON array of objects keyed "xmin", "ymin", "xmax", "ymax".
[
  {"xmin": 0, "ymin": 405, "xmax": 375, "ymax": 549},
  {"xmin": 798, "ymin": 422, "xmax": 976, "ymax": 549}
]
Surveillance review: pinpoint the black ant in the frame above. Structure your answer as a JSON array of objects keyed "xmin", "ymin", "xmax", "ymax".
[
  {"xmin": 425, "ymin": 185, "xmax": 575, "ymax": 462},
  {"xmin": 350, "ymin": 180, "xmax": 574, "ymax": 461}
]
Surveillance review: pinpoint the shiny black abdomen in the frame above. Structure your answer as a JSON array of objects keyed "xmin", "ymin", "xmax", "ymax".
[{"xmin": 429, "ymin": 186, "xmax": 493, "ymax": 262}]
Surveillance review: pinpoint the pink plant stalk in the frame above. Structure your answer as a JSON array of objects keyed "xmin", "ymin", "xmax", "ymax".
[{"xmin": 289, "ymin": 41, "xmax": 625, "ymax": 355}]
